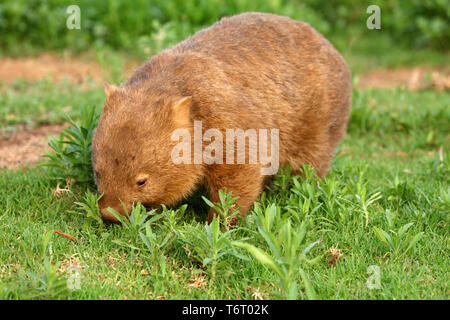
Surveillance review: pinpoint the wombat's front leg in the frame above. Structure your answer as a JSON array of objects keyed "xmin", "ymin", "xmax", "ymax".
[{"xmin": 205, "ymin": 164, "xmax": 265, "ymax": 223}]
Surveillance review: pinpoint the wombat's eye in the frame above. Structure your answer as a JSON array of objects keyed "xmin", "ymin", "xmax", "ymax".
[{"xmin": 136, "ymin": 178, "xmax": 147, "ymax": 187}]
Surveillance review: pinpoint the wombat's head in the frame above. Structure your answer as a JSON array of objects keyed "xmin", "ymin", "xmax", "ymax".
[{"xmin": 92, "ymin": 83, "xmax": 201, "ymax": 222}]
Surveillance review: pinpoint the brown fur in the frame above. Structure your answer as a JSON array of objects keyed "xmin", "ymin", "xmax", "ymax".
[{"xmin": 92, "ymin": 12, "xmax": 352, "ymax": 222}]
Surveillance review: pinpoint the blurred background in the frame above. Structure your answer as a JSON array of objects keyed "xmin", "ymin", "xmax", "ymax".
[{"xmin": 0, "ymin": 0, "xmax": 448, "ymax": 67}]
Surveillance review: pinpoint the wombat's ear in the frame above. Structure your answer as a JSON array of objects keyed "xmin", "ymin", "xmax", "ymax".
[
  {"xmin": 172, "ymin": 96, "xmax": 192, "ymax": 125},
  {"xmin": 104, "ymin": 82, "xmax": 118, "ymax": 100}
]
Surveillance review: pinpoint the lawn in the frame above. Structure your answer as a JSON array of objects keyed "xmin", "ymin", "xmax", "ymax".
[
  {"xmin": 0, "ymin": 0, "xmax": 449, "ymax": 300},
  {"xmin": 0, "ymin": 82, "xmax": 448, "ymax": 299}
]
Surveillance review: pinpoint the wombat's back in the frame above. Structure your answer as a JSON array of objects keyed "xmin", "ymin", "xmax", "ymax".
[{"xmin": 126, "ymin": 12, "xmax": 351, "ymax": 176}]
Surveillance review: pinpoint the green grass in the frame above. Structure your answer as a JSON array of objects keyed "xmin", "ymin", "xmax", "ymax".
[
  {"xmin": 0, "ymin": 85, "xmax": 448, "ymax": 299},
  {"xmin": 0, "ymin": 78, "xmax": 103, "ymax": 130},
  {"xmin": 340, "ymin": 32, "xmax": 450, "ymax": 74},
  {"xmin": 0, "ymin": 0, "xmax": 448, "ymax": 301}
]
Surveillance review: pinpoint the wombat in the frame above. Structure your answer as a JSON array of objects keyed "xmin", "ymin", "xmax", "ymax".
[{"xmin": 92, "ymin": 12, "xmax": 352, "ymax": 222}]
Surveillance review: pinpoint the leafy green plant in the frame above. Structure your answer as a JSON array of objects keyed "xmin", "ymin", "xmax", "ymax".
[
  {"xmin": 108, "ymin": 203, "xmax": 162, "ymax": 249},
  {"xmin": 138, "ymin": 204, "xmax": 187, "ymax": 256},
  {"xmin": 285, "ymin": 174, "xmax": 322, "ymax": 223},
  {"xmin": 202, "ymin": 188, "xmax": 240, "ymax": 229},
  {"xmin": 41, "ymin": 106, "xmax": 99, "ymax": 186},
  {"xmin": 385, "ymin": 176, "xmax": 417, "ymax": 207},
  {"xmin": 140, "ymin": 224, "xmax": 165, "ymax": 257},
  {"xmin": 178, "ymin": 214, "xmax": 246, "ymax": 279},
  {"xmin": 106, "ymin": 204, "xmax": 188, "ymax": 281},
  {"xmin": 268, "ymin": 164, "xmax": 295, "ymax": 198},
  {"xmin": 436, "ymin": 186, "xmax": 450, "ymax": 215},
  {"xmin": 373, "ymin": 222, "xmax": 424, "ymax": 258},
  {"xmin": 154, "ymin": 204, "xmax": 188, "ymax": 246},
  {"xmin": 345, "ymin": 166, "xmax": 382, "ymax": 227},
  {"xmin": 234, "ymin": 204, "xmax": 320, "ymax": 300},
  {"xmin": 68, "ymin": 190, "xmax": 104, "ymax": 228},
  {"xmin": 138, "ymin": 223, "xmax": 170, "ymax": 280}
]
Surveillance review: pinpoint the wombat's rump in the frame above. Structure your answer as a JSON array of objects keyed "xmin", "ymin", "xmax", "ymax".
[{"xmin": 92, "ymin": 12, "xmax": 352, "ymax": 222}]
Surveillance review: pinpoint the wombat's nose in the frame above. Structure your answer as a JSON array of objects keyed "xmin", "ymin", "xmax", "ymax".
[
  {"xmin": 100, "ymin": 207, "xmax": 121, "ymax": 223},
  {"xmin": 98, "ymin": 195, "xmax": 128, "ymax": 223}
]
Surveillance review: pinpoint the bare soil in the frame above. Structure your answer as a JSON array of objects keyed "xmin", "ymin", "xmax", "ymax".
[
  {"xmin": 0, "ymin": 53, "xmax": 104, "ymax": 84},
  {"xmin": 0, "ymin": 124, "xmax": 66, "ymax": 170},
  {"xmin": 357, "ymin": 66, "xmax": 450, "ymax": 91}
]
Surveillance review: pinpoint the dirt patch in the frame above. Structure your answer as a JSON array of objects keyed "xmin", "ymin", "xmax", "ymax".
[
  {"xmin": 357, "ymin": 67, "xmax": 450, "ymax": 91},
  {"xmin": 0, "ymin": 53, "xmax": 140, "ymax": 85},
  {"xmin": 0, "ymin": 124, "xmax": 65, "ymax": 170},
  {"xmin": 0, "ymin": 53, "xmax": 105, "ymax": 84}
]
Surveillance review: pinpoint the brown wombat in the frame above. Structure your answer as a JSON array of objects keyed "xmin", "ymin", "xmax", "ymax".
[{"xmin": 92, "ymin": 12, "xmax": 352, "ymax": 222}]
